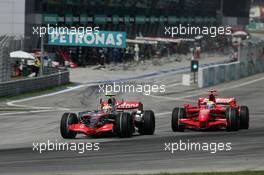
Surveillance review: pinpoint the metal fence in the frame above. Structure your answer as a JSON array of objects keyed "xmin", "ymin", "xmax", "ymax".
[
  {"xmin": 239, "ymin": 41, "xmax": 264, "ymax": 71},
  {"xmin": 0, "ymin": 35, "xmax": 24, "ymax": 82},
  {"xmin": 0, "ymin": 35, "xmax": 70, "ymax": 97},
  {"xmin": 0, "ymin": 36, "xmax": 12, "ymax": 82},
  {"xmin": 198, "ymin": 41, "xmax": 264, "ymax": 88}
]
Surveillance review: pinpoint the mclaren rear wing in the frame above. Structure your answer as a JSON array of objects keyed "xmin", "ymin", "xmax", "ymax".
[{"xmin": 101, "ymin": 101, "xmax": 143, "ymax": 110}]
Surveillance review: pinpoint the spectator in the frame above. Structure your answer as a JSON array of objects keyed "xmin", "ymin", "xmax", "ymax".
[
  {"xmin": 112, "ymin": 48, "xmax": 119, "ymax": 64},
  {"xmin": 194, "ymin": 45, "xmax": 201, "ymax": 59},
  {"xmin": 134, "ymin": 44, "xmax": 139, "ymax": 62},
  {"xmin": 33, "ymin": 56, "xmax": 41, "ymax": 77}
]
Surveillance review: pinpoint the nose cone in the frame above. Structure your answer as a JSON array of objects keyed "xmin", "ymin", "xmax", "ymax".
[{"xmin": 198, "ymin": 109, "xmax": 210, "ymax": 122}]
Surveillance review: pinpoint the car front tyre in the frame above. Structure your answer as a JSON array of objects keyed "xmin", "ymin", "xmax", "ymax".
[
  {"xmin": 138, "ymin": 110, "xmax": 155, "ymax": 135},
  {"xmin": 226, "ymin": 108, "xmax": 239, "ymax": 131},
  {"xmin": 115, "ymin": 112, "xmax": 133, "ymax": 138},
  {"xmin": 171, "ymin": 108, "xmax": 185, "ymax": 132},
  {"xmin": 60, "ymin": 113, "xmax": 78, "ymax": 139},
  {"xmin": 239, "ymin": 106, "xmax": 249, "ymax": 129}
]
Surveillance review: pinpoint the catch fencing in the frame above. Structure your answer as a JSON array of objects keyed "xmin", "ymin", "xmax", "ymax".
[
  {"xmin": 198, "ymin": 41, "xmax": 264, "ymax": 88},
  {"xmin": 0, "ymin": 35, "xmax": 70, "ymax": 97},
  {"xmin": 0, "ymin": 35, "xmax": 26, "ymax": 82}
]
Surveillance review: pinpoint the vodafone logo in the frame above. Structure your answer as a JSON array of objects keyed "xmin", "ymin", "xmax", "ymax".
[
  {"xmin": 117, "ymin": 102, "xmax": 139, "ymax": 109},
  {"xmin": 200, "ymin": 98, "xmax": 234, "ymax": 104}
]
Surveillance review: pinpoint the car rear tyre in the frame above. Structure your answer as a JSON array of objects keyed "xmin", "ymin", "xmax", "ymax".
[
  {"xmin": 60, "ymin": 113, "xmax": 78, "ymax": 139},
  {"xmin": 226, "ymin": 108, "xmax": 239, "ymax": 131},
  {"xmin": 239, "ymin": 106, "xmax": 249, "ymax": 129},
  {"xmin": 115, "ymin": 112, "xmax": 133, "ymax": 138},
  {"xmin": 171, "ymin": 108, "xmax": 185, "ymax": 132},
  {"xmin": 138, "ymin": 110, "xmax": 155, "ymax": 135}
]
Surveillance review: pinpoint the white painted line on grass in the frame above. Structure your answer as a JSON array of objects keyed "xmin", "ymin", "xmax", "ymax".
[
  {"xmin": 5, "ymin": 84, "xmax": 95, "ymax": 111},
  {"xmin": 148, "ymin": 75, "xmax": 264, "ymax": 103}
]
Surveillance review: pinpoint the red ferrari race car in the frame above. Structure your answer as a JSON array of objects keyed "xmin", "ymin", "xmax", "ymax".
[
  {"xmin": 171, "ymin": 90, "xmax": 249, "ymax": 132},
  {"xmin": 60, "ymin": 95, "xmax": 155, "ymax": 139}
]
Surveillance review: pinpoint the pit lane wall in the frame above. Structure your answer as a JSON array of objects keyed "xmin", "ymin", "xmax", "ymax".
[
  {"xmin": 198, "ymin": 50, "xmax": 264, "ymax": 88},
  {"xmin": 0, "ymin": 70, "xmax": 69, "ymax": 97}
]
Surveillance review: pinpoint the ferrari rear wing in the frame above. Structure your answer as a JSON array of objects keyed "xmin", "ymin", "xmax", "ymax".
[{"xmin": 198, "ymin": 98, "xmax": 236, "ymax": 106}]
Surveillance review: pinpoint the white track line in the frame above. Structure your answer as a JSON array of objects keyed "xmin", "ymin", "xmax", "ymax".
[
  {"xmin": 6, "ymin": 84, "xmax": 85, "ymax": 108},
  {"xmin": 149, "ymin": 76, "xmax": 264, "ymax": 102},
  {"xmin": 178, "ymin": 76, "xmax": 264, "ymax": 99},
  {"xmin": 3, "ymin": 83, "xmax": 99, "ymax": 115},
  {"xmin": 146, "ymin": 75, "xmax": 264, "ymax": 117},
  {"xmin": 4, "ymin": 75, "xmax": 264, "ymax": 116},
  {"xmin": 5, "ymin": 84, "xmax": 97, "ymax": 112}
]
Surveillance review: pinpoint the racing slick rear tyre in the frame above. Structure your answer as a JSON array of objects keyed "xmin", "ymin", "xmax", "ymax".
[
  {"xmin": 239, "ymin": 106, "xmax": 249, "ymax": 129},
  {"xmin": 116, "ymin": 112, "xmax": 133, "ymax": 138},
  {"xmin": 226, "ymin": 108, "xmax": 239, "ymax": 131},
  {"xmin": 171, "ymin": 108, "xmax": 185, "ymax": 132},
  {"xmin": 138, "ymin": 110, "xmax": 155, "ymax": 135},
  {"xmin": 60, "ymin": 113, "xmax": 78, "ymax": 139}
]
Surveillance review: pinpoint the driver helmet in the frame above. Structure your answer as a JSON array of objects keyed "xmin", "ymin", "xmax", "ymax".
[
  {"xmin": 102, "ymin": 104, "xmax": 112, "ymax": 113},
  {"xmin": 206, "ymin": 101, "xmax": 215, "ymax": 109},
  {"xmin": 135, "ymin": 110, "xmax": 142, "ymax": 117},
  {"xmin": 108, "ymin": 98, "xmax": 114, "ymax": 106}
]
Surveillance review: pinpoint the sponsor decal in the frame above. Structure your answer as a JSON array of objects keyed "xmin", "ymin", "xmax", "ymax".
[
  {"xmin": 117, "ymin": 102, "xmax": 139, "ymax": 109},
  {"xmin": 48, "ymin": 30, "xmax": 126, "ymax": 48}
]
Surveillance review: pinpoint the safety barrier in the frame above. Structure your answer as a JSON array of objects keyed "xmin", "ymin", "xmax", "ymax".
[
  {"xmin": 198, "ymin": 59, "xmax": 264, "ymax": 88},
  {"xmin": 198, "ymin": 41, "xmax": 264, "ymax": 88},
  {"xmin": 0, "ymin": 70, "xmax": 69, "ymax": 97}
]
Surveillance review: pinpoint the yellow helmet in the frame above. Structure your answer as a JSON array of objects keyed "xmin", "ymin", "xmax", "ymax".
[{"xmin": 207, "ymin": 101, "xmax": 215, "ymax": 109}]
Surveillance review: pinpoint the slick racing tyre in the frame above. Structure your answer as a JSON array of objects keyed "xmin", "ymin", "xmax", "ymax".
[
  {"xmin": 171, "ymin": 108, "xmax": 185, "ymax": 132},
  {"xmin": 116, "ymin": 112, "xmax": 133, "ymax": 138},
  {"xmin": 226, "ymin": 108, "xmax": 239, "ymax": 131},
  {"xmin": 239, "ymin": 106, "xmax": 249, "ymax": 129},
  {"xmin": 60, "ymin": 113, "xmax": 78, "ymax": 139},
  {"xmin": 138, "ymin": 110, "xmax": 155, "ymax": 135}
]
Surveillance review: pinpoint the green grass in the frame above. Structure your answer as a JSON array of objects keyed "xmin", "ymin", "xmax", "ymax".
[
  {"xmin": 111, "ymin": 171, "xmax": 264, "ymax": 175},
  {"xmin": 56, "ymin": 171, "xmax": 264, "ymax": 175},
  {"xmin": 156, "ymin": 171, "xmax": 264, "ymax": 175},
  {"xmin": 0, "ymin": 82, "xmax": 75, "ymax": 102},
  {"xmin": 249, "ymin": 30, "xmax": 264, "ymax": 34},
  {"xmin": 0, "ymin": 108, "xmax": 31, "ymax": 111}
]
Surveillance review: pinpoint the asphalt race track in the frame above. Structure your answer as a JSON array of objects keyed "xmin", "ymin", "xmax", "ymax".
[{"xmin": 0, "ymin": 73, "xmax": 264, "ymax": 175}]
